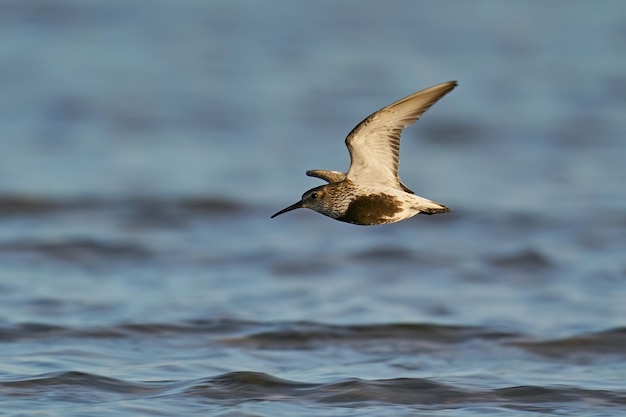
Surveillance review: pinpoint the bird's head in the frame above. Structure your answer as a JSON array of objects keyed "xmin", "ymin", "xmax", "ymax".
[{"xmin": 271, "ymin": 185, "xmax": 335, "ymax": 218}]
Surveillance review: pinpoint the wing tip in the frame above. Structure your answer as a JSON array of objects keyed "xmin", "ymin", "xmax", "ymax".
[
  {"xmin": 420, "ymin": 204, "xmax": 451, "ymax": 215},
  {"xmin": 306, "ymin": 170, "xmax": 347, "ymax": 184},
  {"xmin": 434, "ymin": 80, "xmax": 458, "ymax": 94}
]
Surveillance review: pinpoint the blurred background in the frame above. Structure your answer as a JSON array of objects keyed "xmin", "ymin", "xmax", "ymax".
[{"xmin": 0, "ymin": 1, "xmax": 625, "ymax": 415}]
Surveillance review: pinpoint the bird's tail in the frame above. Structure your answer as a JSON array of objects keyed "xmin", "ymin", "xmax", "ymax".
[{"xmin": 413, "ymin": 196, "xmax": 450, "ymax": 215}]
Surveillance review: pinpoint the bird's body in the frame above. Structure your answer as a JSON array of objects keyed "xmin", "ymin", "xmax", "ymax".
[{"xmin": 271, "ymin": 81, "xmax": 457, "ymax": 226}]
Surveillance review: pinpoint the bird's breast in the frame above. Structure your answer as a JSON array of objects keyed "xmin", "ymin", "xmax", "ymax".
[{"xmin": 338, "ymin": 192, "xmax": 404, "ymax": 225}]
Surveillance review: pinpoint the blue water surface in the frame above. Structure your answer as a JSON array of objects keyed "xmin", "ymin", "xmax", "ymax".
[{"xmin": 0, "ymin": 1, "xmax": 625, "ymax": 416}]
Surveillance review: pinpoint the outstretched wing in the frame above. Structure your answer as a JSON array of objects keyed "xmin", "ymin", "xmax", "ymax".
[
  {"xmin": 345, "ymin": 81, "xmax": 457, "ymax": 189},
  {"xmin": 306, "ymin": 169, "xmax": 414, "ymax": 193},
  {"xmin": 306, "ymin": 170, "xmax": 346, "ymax": 184}
]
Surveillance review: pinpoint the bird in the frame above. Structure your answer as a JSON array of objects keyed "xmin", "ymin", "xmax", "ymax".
[{"xmin": 271, "ymin": 81, "xmax": 457, "ymax": 226}]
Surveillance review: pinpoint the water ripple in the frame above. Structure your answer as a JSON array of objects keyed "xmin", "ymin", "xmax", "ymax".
[
  {"xmin": 512, "ymin": 327, "xmax": 626, "ymax": 358},
  {"xmin": 4, "ymin": 319, "xmax": 626, "ymax": 359},
  {"xmin": 0, "ymin": 195, "xmax": 248, "ymax": 219},
  {"xmin": 1, "ymin": 370, "xmax": 625, "ymax": 412}
]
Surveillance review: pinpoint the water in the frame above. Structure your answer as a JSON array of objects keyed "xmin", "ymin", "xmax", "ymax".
[{"xmin": 1, "ymin": 1, "xmax": 625, "ymax": 415}]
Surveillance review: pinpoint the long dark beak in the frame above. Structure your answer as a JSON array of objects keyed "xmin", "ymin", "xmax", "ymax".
[{"xmin": 271, "ymin": 201, "xmax": 303, "ymax": 218}]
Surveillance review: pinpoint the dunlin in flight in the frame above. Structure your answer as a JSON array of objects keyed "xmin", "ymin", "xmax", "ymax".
[{"xmin": 271, "ymin": 81, "xmax": 457, "ymax": 225}]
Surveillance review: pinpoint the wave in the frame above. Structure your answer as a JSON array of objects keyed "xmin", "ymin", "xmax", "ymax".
[
  {"xmin": 0, "ymin": 195, "xmax": 249, "ymax": 263},
  {"xmin": 512, "ymin": 327, "xmax": 626, "ymax": 357},
  {"xmin": 2, "ymin": 319, "xmax": 625, "ymax": 358},
  {"xmin": 1, "ymin": 321, "xmax": 625, "ymax": 413},
  {"xmin": 1, "ymin": 370, "xmax": 624, "ymax": 411},
  {"xmin": 0, "ymin": 195, "xmax": 248, "ymax": 218},
  {"xmin": 0, "ymin": 239, "xmax": 152, "ymax": 262}
]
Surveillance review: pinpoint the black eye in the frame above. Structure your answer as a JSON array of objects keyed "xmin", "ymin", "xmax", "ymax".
[{"xmin": 310, "ymin": 192, "xmax": 318, "ymax": 199}]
